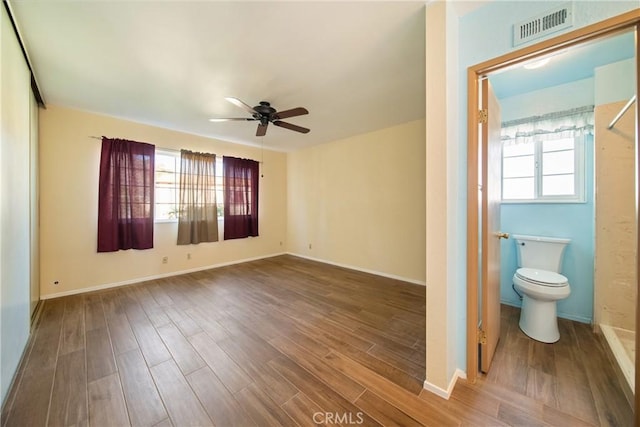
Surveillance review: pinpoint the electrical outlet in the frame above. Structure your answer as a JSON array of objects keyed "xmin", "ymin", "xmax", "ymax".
[
  {"xmin": 53, "ymin": 280, "xmax": 60, "ymax": 286},
  {"xmin": 187, "ymin": 253, "xmax": 192, "ymax": 260},
  {"xmin": 308, "ymin": 243, "xmax": 312, "ymax": 250},
  {"xmin": 162, "ymin": 256, "xmax": 168, "ymax": 264}
]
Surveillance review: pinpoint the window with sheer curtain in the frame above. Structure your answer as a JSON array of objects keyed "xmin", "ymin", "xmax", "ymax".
[
  {"xmin": 177, "ymin": 150, "xmax": 219, "ymax": 245},
  {"xmin": 97, "ymin": 138, "xmax": 155, "ymax": 252},
  {"xmin": 223, "ymin": 156, "xmax": 259, "ymax": 240},
  {"xmin": 501, "ymin": 106, "xmax": 593, "ymax": 203}
]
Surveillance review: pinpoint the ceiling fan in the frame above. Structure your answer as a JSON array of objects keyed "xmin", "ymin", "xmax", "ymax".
[{"xmin": 209, "ymin": 97, "xmax": 310, "ymax": 137}]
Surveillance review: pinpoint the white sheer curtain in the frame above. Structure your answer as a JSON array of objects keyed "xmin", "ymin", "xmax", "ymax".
[
  {"xmin": 501, "ymin": 105, "xmax": 594, "ymax": 145},
  {"xmin": 177, "ymin": 150, "xmax": 219, "ymax": 245}
]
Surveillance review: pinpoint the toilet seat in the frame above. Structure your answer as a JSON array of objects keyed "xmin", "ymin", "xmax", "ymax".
[
  {"xmin": 515, "ymin": 268, "xmax": 568, "ymax": 287},
  {"xmin": 513, "ymin": 269, "xmax": 570, "ymax": 343}
]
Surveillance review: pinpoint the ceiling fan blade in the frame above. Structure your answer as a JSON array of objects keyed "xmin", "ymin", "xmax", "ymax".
[
  {"xmin": 225, "ymin": 97, "xmax": 257, "ymax": 114},
  {"xmin": 208, "ymin": 117, "xmax": 256, "ymax": 122},
  {"xmin": 256, "ymin": 122, "xmax": 268, "ymax": 137},
  {"xmin": 274, "ymin": 107, "xmax": 309, "ymax": 120},
  {"xmin": 273, "ymin": 121, "xmax": 310, "ymax": 134}
]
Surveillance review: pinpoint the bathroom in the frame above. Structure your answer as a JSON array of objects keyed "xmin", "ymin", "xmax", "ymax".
[{"xmin": 490, "ymin": 29, "xmax": 636, "ymax": 393}]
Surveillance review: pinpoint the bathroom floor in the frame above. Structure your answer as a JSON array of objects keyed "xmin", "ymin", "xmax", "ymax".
[{"xmin": 485, "ymin": 305, "xmax": 633, "ymax": 426}]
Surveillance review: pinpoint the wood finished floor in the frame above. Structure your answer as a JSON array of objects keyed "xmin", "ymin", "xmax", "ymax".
[{"xmin": 1, "ymin": 255, "xmax": 632, "ymax": 426}]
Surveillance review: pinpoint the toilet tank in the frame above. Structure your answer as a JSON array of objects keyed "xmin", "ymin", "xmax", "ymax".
[{"xmin": 513, "ymin": 234, "xmax": 570, "ymax": 273}]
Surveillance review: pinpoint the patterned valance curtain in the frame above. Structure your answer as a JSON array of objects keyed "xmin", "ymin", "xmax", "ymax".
[
  {"xmin": 223, "ymin": 156, "xmax": 259, "ymax": 240},
  {"xmin": 97, "ymin": 138, "xmax": 155, "ymax": 252},
  {"xmin": 177, "ymin": 150, "xmax": 219, "ymax": 245},
  {"xmin": 501, "ymin": 105, "xmax": 594, "ymax": 145}
]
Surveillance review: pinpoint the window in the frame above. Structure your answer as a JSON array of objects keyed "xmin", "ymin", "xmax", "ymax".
[
  {"xmin": 215, "ymin": 158, "xmax": 224, "ymax": 218},
  {"xmin": 502, "ymin": 136, "xmax": 584, "ymax": 202},
  {"xmin": 500, "ymin": 106, "xmax": 593, "ymax": 203},
  {"xmin": 155, "ymin": 150, "xmax": 179, "ymax": 221},
  {"xmin": 155, "ymin": 150, "xmax": 223, "ymax": 222}
]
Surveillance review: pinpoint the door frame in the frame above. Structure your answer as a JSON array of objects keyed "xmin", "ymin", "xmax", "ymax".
[{"xmin": 465, "ymin": 5, "xmax": 640, "ymax": 406}]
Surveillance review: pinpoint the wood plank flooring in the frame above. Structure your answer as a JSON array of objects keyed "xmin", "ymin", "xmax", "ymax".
[
  {"xmin": 0, "ymin": 255, "xmax": 632, "ymax": 426},
  {"xmin": 482, "ymin": 305, "xmax": 633, "ymax": 426}
]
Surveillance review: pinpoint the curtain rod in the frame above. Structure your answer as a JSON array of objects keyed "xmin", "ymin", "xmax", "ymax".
[
  {"xmin": 88, "ymin": 136, "xmax": 262, "ymax": 163},
  {"xmin": 90, "ymin": 136, "xmax": 178, "ymax": 154},
  {"xmin": 501, "ymin": 105, "xmax": 594, "ymax": 128},
  {"xmin": 607, "ymin": 95, "xmax": 637, "ymax": 130}
]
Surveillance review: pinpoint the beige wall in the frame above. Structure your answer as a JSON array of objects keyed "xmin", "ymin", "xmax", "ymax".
[
  {"xmin": 39, "ymin": 105, "xmax": 287, "ymax": 298},
  {"xmin": 424, "ymin": 0, "xmax": 459, "ymax": 394},
  {"xmin": 594, "ymin": 100, "xmax": 637, "ymax": 331},
  {"xmin": 286, "ymin": 119, "xmax": 426, "ymax": 284}
]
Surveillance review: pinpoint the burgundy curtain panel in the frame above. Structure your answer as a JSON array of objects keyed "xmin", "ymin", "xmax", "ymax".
[
  {"xmin": 223, "ymin": 156, "xmax": 259, "ymax": 240},
  {"xmin": 97, "ymin": 138, "xmax": 155, "ymax": 252}
]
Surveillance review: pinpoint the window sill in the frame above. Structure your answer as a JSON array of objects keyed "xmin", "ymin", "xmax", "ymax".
[
  {"xmin": 155, "ymin": 218, "xmax": 225, "ymax": 224},
  {"xmin": 501, "ymin": 198, "xmax": 586, "ymax": 205}
]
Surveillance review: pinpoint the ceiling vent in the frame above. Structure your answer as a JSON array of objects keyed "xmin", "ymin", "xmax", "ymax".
[{"xmin": 513, "ymin": 3, "xmax": 573, "ymax": 46}]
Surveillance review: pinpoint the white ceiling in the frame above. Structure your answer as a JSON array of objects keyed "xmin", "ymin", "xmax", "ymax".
[
  {"xmin": 10, "ymin": 1, "xmax": 427, "ymax": 152},
  {"xmin": 490, "ymin": 30, "xmax": 636, "ymax": 100}
]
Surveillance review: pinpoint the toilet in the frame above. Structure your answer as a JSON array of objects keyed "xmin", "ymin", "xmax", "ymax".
[{"xmin": 512, "ymin": 234, "xmax": 571, "ymax": 343}]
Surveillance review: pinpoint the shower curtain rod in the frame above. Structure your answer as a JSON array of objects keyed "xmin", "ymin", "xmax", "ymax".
[{"xmin": 607, "ymin": 95, "xmax": 636, "ymax": 130}]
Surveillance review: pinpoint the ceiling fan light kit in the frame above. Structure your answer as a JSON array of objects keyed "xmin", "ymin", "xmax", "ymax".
[{"xmin": 210, "ymin": 97, "xmax": 310, "ymax": 137}]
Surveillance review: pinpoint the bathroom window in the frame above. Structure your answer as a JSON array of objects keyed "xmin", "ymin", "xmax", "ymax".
[
  {"xmin": 502, "ymin": 136, "xmax": 585, "ymax": 203},
  {"xmin": 500, "ymin": 106, "xmax": 592, "ymax": 203}
]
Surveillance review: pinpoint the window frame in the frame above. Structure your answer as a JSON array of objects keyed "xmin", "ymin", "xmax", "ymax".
[
  {"xmin": 154, "ymin": 149, "xmax": 180, "ymax": 223},
  {"xmin": 214, "ymin": 156, "xmax": 224, "ymax": 219},
  {"xmin": 501, "ymin": 135, "xmax": 586, "ymax": 204}
]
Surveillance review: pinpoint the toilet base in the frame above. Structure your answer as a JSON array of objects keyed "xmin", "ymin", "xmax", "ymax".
[{"xmin": 519, "ymin": 295, "xmax": 560, "ymax": 343}]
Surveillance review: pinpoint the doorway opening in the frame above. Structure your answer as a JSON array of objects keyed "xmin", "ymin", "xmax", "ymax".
[{"xmin": 465, "ymin": 9, "xmax": 640, "ymax": 419}]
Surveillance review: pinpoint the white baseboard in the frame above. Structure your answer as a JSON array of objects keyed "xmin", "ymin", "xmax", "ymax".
[
  {"xmin": 40, "ymin": 252, "xmax": 287, "ymax": 300},
  {"xmin": 41, "ymin": 251, "xmax": 426, "ymax": 300},
  {"xmin": 287, "ymin": 252, "xmax": 426, "ymax": 286},
  {"xmin": 423, "ymin": 368, "xmax": 466, "ymax": 400}
]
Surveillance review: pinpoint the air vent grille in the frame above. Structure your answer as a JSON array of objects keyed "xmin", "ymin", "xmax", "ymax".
[{"xmin": 513, "ymin": 3, "xmax": 573, "ymax": 46}]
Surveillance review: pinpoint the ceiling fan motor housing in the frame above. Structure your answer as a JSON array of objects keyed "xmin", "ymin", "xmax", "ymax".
[
  {"xmin": 254, "ymin": 101, "xmax": 276, "ymax": 115},
  {"xmin": 252, "ymin": 101, "xmax": 276, "ymax": 125}
]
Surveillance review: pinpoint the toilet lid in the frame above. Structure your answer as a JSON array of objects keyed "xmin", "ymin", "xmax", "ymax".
[{"xmin": 516, "ymin": 268, "xmax": 568, "ymax": 287}]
